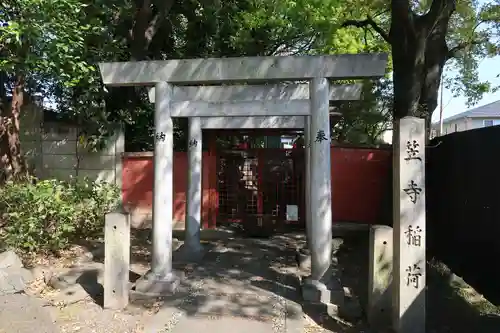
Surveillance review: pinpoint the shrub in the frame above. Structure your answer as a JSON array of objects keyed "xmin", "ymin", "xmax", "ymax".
[{"xmin": 0, "ymin": 176, "xmax": 120, "ymax": 252}]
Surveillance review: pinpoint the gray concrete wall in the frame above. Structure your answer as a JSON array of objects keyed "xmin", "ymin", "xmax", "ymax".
[{"xmin": 19, "ymin": 104, "xmax": 123, "ymax": 188}]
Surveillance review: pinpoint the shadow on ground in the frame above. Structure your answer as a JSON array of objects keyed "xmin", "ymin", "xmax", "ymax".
[
  {"xmin": 49, "ymin": 228, "xmax": 383, "ymax": 332},
  {"xmin": 135, "ymin": 233, "xmax": 304, "ymax": 323},
  {"xmin": 31, "ymin": 225, "xmax": 500, "ymax": 332},
  {"xmin": 55, "ymin": 228, "xmax": 307, "ymax": 328}
]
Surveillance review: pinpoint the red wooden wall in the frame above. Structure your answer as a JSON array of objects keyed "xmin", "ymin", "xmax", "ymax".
[
  {"xmin": 122, "ymin": 152, "xmax": 218, "ymax": 229},
  {"xmin": 330, "ymin": 148, "xmax": 391, "ymax": 223},
  {"xmin": 122, "ymin": 147, "xmax": 391, "ymax": 228}
]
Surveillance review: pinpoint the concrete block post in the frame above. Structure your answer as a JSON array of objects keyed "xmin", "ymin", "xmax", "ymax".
[
  {"xmin": 368, "ymin": 225, "xmax": 393, "ymax": 329},
  {"xmin": 104, "ymin": 211, "xmax": 130, "ymax": 310},
  {"xmin": 392, "ymin": 117, "xmax": 426, "ymax": 333},
  {"xmin": 135, "ymin": 81, "xmax": 181, "ymax": 295}
]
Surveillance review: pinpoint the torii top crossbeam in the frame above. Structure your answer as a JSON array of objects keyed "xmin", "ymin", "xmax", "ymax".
[{"xmin": 98, "ymin": 54, "xmax": 388, "ymax": 86}]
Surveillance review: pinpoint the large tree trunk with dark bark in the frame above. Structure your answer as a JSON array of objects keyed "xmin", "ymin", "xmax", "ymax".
[
  {"xmin": 0, "ymin": 74, "xmax": 29, "ymax": 183},
  {"xmin": 389, "ymin": 0, "xmax": 456, "ymax": 140},
  {"xmin": 343, "ymin": 1, "xmax": 458, "ymax": 140},
  {"xmin": 104, "ymin": 0, "xmax": 178, "ymax": 150}
]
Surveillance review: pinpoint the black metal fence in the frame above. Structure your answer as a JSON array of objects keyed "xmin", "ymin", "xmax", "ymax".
[{"xmin": 427, "ymin": 125, "xmax": 500, "ymax": 304}]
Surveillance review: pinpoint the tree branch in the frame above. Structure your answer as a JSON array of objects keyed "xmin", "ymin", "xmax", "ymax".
[
  {"xmin": 447, "ymin": 40, "xmax": 482, "ymax": 59},
  {"xmin": 341, "ymin": 16, "xmax": 391, "ymax": 44},
  {"xmin": 427, "ymin": 0, "xmax": 456, "ymax": 23}
]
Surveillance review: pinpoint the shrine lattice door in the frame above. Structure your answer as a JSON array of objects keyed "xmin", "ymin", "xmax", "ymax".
[{"xmin": 216, "ymin": 147, "xmax": 304, "ymax": 227}]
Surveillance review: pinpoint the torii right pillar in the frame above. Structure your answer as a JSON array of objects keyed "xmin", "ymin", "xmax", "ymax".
[{"xmin": 302, "ymin": 77, "xmax": 342, "ymax": 310}]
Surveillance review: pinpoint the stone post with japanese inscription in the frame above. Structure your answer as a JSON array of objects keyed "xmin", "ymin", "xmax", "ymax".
[
  {"xmin": 392, "ymin": 116, "xmax": 426, "ymax": 333},
  {"xmin": 134, "ymin": 81, "xmax": 182, "ymax": 295},
  {"xmin": 302, "ymin": 77, "xmax": 335, "ymax": 305},
  {"xmin": 151, "ymin": 81, "xmax": 174, "ymax": 277},
  {"xmin": 185, "ymin": 116, "xmax": 204, "ymax": 259}
]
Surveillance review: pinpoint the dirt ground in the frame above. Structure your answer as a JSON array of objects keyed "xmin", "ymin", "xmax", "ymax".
[{"xmin": 337, "ymin": 231, "xmax": 500, "ymax": 333}]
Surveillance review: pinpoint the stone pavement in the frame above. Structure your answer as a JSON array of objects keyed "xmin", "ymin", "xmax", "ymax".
[
  {"xmin": 0, "ymin": 250, "xmax": 59, "ymax": 333},
  {"xmin": 0, "ymin": 293, "xmax": 58, "ymax": 333},
  {"xmin": 0, "ymin": 233, "xmax": 311, "ymax": 333},
  {"xmin": 133, "ymin": 235, "xmax": 305, "ymax": 333}
]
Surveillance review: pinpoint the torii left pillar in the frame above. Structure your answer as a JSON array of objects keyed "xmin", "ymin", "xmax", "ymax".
[
  {"xmin": 178, "ymin": 116, "xmax": 205, "ymax": 261},
  {"xmin": 135, "ymin": 81, "xmax": 182, "ymax": 295}
]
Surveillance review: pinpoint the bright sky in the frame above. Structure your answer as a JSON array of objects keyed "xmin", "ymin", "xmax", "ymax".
[
  {"xmin": 432, "ymin": 56, "xmax": 500, "ymax": 123},
  {"xmin": 432, "ymin": 0, "xmax": 500, "ymax": 123}
]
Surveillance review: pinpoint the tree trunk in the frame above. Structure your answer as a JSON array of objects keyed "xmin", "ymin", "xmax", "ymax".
[
  {"xmin": 390, "ymin": 0, "xmax": 456, "ymax": 140},
  {"xmin": 129, "ymin": 0, "xmax": 174, "ymax": 61},
  {"xmin": 390, "ymin": 3, "xmax": 427, "ymax": 120},
  {"xmin": 418, "ymin": 15, "xmax": 451, "ymax": 138},
  {"xmin": 0, "ymin": 75, "xmax": 28, "ymax": 183}
]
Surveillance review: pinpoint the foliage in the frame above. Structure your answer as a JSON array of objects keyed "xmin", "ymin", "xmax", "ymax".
[
  {"xmin": 0, "ymin": 0, "xmax": 110, "ymax": 181},
  {"xmin": 0, "ymin": 177, "xmax": 119, "ymax": 252},
  {"xmin": 0, "ymin": 0, "xmax": 101, "ymax": 91},
  {"xmin": 332, "ymin": 80, "xmax": 392, "ymax": 144},
  {"xmin": 14, "ymin": 0, "xmax": 500, "ymax": 150},
  {"xmin": 341, "ymin": 0, "xmax": 500, "ymax": 125},
  {"xmin": 34, "ymin": 0, "xmax": 392, "ymax": 150},
  {"xmin": 442, "ymin": 0, "xmax": 500, "ymax": 106}
]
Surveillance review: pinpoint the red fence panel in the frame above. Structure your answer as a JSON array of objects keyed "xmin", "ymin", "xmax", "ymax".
[
  {"xmin": 122, "ymin": 152, "xmax": 216, "ymax": 228},
  {"xmin": 122, "ymin": 147, "xmax": 392, "ymax": 228},
  {"xmin": 331, "ymin": 147, "xmax": 391, "ymax": 224}
]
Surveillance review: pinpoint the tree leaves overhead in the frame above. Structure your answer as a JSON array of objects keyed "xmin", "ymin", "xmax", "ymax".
[
  {"xmin": 0, "ymin": 0, "xmax": 104, "ymax": 90},
  {"xmin": 342, "ymin": 0, "xmax": 500, "ymax": 108},
  {"xmin": 443, "ymin": 0, "xmax": 500, "ymax": 106},
  {"xmin": 2, "ymin": 0, "xmax": 500, "ymax": 157},
  {"xmin": 1, "ymin": 0, "xmax": 392, "ymax": 151}
]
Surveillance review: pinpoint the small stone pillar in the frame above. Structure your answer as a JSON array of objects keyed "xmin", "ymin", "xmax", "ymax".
[
  {"xmin": 181, "ymin": 116, "xmax": 204, "ymax": 261},
  {"xmin": 368, "ymin": 225, "xmax": 393, "ymax": 329},
  {"xmin": 135, "ymin": 81, "xmax": 181, "ymax": 295},
  {"xmin": 392, "ymin": 117, "xmax": 426, "ymax": 333},
  {"xmin": 302, "ymin": 77, "xmax": 335, "ymax": 305},
  {"xmin": 104, "ymin": 211, "xmax": 130, "ymax": 309}
]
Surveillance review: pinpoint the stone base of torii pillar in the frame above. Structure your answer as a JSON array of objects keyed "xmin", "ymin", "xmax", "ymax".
[{"xmin": 134, "ymin": 271, "xmax": 184, "ymax": 296}]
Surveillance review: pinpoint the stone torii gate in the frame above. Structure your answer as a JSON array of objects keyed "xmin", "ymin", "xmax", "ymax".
[
  {"xmin": 98, "ymin": 54, "xmax": 388, "ymax": 303},
  {"xmin": 148, "ymin": 82, "xmax": 363, "ymax": 254}
]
